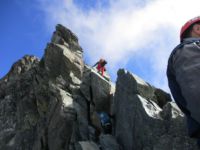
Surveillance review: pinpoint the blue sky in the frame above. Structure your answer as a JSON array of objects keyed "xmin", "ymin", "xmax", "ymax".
[
  {"xmin": 0, "ymin": 0, "xmax": 50, "ymax": 78},
  {"xmin": 1, "ymin": 0, "xmax": 200, "ymax": 92}
]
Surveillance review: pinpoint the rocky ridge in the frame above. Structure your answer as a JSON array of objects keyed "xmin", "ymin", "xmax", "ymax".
[{"xmin": 0, "ymin": 24, "xmax": 198, "ymax": 150}]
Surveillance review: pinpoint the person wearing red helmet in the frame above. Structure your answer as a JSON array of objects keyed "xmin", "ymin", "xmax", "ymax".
[
  {"xmin": 180, "ymin": 16, "xmax": 200, "ymax": 41},
  {"xmin": 167, "ymin": 16, "xmax": 200, "ymax": 147}
]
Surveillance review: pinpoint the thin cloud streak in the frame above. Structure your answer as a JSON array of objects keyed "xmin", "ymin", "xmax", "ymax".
[{"xmin": 38, "ymin": 0, "xmax": 200, "ymax": 91}]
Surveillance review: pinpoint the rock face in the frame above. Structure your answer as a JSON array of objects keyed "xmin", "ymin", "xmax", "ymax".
[
  {"xmin": 80, "ymin": 65, "xmax": 112, "ymax": 113},
  {"xmin": 113, "ymin": 69, "xmax": 198, "ymax": 150},
  {"xmin": 0, "ymin": 24, "xmax": 198, "ymax": 150},
  {"xmin": 0, "ymin": 24, "xmax": 85, "ymax": 150}
]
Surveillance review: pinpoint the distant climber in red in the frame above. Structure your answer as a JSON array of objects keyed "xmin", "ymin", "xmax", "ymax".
[{"xmin": 93, "ymin": 59, "xmax": 107, "ymax": 76}]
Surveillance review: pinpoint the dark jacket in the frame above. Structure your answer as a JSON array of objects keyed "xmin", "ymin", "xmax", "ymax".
[{"xmin": 167, "ymin": 38, "xmax": 200, "ymax": 137}]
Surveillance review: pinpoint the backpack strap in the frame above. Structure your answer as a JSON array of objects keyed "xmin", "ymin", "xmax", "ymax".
[{"xmin": 170, "ymin": 39, "xmax": 200, "ymax": 59}]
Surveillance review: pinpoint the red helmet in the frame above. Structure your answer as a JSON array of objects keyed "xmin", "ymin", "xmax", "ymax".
[{"xmin": 180, "ymin": 16, "xmax": 200, "ymax": 41}]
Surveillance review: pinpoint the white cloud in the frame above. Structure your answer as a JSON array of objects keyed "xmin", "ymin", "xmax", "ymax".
[{"xmin": 38, "ymin": 0, "xmax": 200, "ymax": 91}]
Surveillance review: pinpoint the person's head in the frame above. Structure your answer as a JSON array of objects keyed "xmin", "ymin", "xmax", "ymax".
[
  {"xmin": 99, "ymin": 58, "xmax": 104, "ymax": 62},
  {"xmin": 180, "ymin": 16, "xmax": 200, "ymax": 42},
  {"xmin": 99, "ymin": 59, "xmax": 107, "ymax": 65}
]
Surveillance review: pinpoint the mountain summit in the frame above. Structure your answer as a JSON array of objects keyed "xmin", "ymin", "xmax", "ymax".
[{"xmin": 0, "ymin": 24, "xmax": 198, "ymax": 150}]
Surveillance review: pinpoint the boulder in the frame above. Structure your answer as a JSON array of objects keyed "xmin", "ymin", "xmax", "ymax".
[
  {"xmin": 43, "ymin": 26, "xmax": 84, "ymax": 91},
  {"xmin": 117, "ymin": 69, "xmax": 155, "ymax": 101},
  {"xmin": 76, "ymin": 141, "xmax": 100, "ymax": 150},
  {"xmin": 51, "ymin": 24, "xmax": 83, "ymax": 52},
  {"xmin": 1, "ymin": 55, "xmax": 39, "ymax": 82},
  {"xmin": 80, "ymin": 65, "xmax": 112, "ymax": 113},
  {"xmin": 99, "ymin": 134, "xmax": 121, "ymax": 150},
  {"xmin": 113, "ymin": 69, "xmax": 199, "ymax": 150},
  {"xmin": 153, "ymin": 88, "xmax": 172, "ymax": 108}
]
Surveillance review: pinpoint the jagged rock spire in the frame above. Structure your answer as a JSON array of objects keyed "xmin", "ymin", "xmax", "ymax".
[{"xmin": 51, "ymin": 24, "xmax": 82, "ymax": 52}]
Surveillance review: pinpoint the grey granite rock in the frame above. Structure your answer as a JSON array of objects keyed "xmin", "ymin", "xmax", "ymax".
[
  {"xmin": 0, "ymin": 25, "xmax": 84, "ymax": 150},
  {"xmin": 77, "ymin": 141, "xmax": 100, "ymax": 150},
  {"xmin": 99, "ymin": 134, "xmax": 121, "ymax": 150},
  {"xmin": 0, "ymin": 25, "xmax": 197, "ymax": 150},
  {"xmin": 113, "ymin": 69, "xmax": 199, "ymax": 150},
  {"xmin": 80, "ymin": 65, "xmax": 112, "ymax": 113}
]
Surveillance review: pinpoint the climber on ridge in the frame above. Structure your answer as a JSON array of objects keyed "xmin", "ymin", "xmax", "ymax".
[
  {"xmin": 167, "ymin": 16, "xmax": 200, "ymax": 147},
  {"xmin": 93, "ymin": 59, "xmax": 107, "ymax": 76}
]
